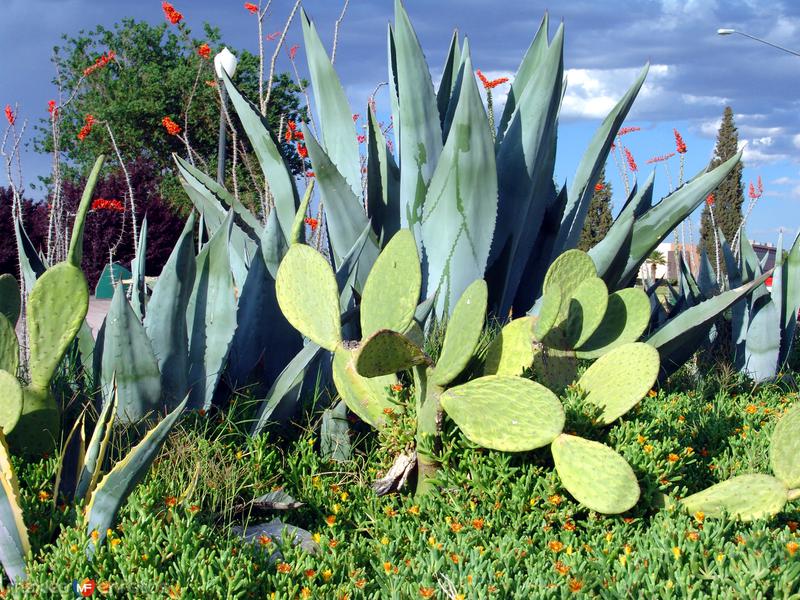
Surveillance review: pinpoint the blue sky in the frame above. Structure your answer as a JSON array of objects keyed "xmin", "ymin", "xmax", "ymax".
[{"xmin": 2, "ymin": 0, "xmax": 800, "ymax": 245}]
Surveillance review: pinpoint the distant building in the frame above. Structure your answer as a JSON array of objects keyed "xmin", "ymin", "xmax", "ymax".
[{"xmin": 641, "ymin": 240, "xmax": 777, "ymax": 282}]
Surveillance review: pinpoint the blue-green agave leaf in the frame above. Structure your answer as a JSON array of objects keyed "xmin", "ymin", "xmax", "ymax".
[
  {"xmin": 0, "ymin": 433, "xmax": 30, "ymax": 584},
  {"xmin": 130, "ymin": 217, "xmax": 148, "ymax": 321},
  {"xmin": 367, "ymin": 108, "xmax": 400, "ymax": 244},
  {"xmin": 436, "ymin": 30, "xmax": 461, "ymax": 129},
  {"xmin": 68, "ymin": 156, "xmax": 106, "ymax": 270},
  {"xmin": 420, "ymin": 54, "xmax": 497, "ymax": 317},
  {"xmin": 321, "ymin": 401, "xmax": 351, "ymax": 462},
  {"xmin": 780, "ymin": 230, "xmax": 800, "ymax": 363}
]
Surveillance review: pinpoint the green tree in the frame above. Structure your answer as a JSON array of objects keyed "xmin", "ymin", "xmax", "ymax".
[
  {"xmin": 36, "ymin": 18, "xmax": 307, "ymax": 213},
  {"xmin": 578, "ymin": 168, "xmax": 613, "ymax": 251},
  {"xmin": 700, "ymin": 106, "xmax": 744, "ymax": 271}
]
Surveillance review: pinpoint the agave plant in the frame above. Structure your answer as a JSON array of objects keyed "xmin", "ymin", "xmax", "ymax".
[
  {"xmin": 0, "ymin": 389, "xmax": 186, "ymax": 584},
  {"xmin": 214, "ymin": 2, "xmax": 742, "ymax": 324}
]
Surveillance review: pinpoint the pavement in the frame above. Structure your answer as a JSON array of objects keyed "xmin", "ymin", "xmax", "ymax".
[{"xmin": 86, "ymin": 297, "xmax": 112, "ymax": 338}]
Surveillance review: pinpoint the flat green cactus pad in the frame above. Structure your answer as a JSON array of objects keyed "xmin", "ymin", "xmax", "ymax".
[
  {"xmin": 551, "ymin": 434, "xmax": 640, "ymax": 514},
  {"xmin": 577, "ymin": 342, "xmax": 660, "ymax": 425},
  {"xmin": 10, "ymin": 385, "xmax": 59, "ymax": 456},
  {"xmin": 355, "ymin": 329, "xmax": 431, "ymax": 377},
  {"xmin": 332, "ymin": 345, "xmax": 397, "ymax": 429},
  {"xmin": 430, "ymin": 279, "xmax": 487, "ymax": 387},
  {"xmin": 770, "ymin": 402, "xmax": 800, "ymax": 488},
  {"xmin": 543, "ymin": 249, "xmax": 597, "ymax": 302},
  {"xmin": 0, "ymin": 370, "xmax": 22, "ymax": 436},
  {"xmin": 0, "ymin": 274, "xmax": 20, "ymax": 325},
  {"xmin": 0, "ymin": 314, "xmax": 19, "ymax": 376},
  {"xmin": 680, "ymin": 474, "xmax": 788, "ymax": 521},
  {"xmin": 360, "ymin": 230, "xmax": 421, "ymax": 337},
  {"xmin": 483, "ymin": 317, "xmax": 534, "ymax": 377},
  {"xmin": 565, "ymin": 277, "xmax": 608, "ymax": 348},
  {"xmin": 533, "ymin": 285, "xmax": 561, "ymax": 342},
  {"xmin": 532, "ymin": 344, "xmax": 577, "ymax": 393},
  {"xmin": 27, "ymin": 263, "xmax": 89, "ymax": 389},
  {"xmin": 440, "ymin": 375, "xmax": 564, "ymax": 452},
  {"xmin": 275, "ymin": 244, "xmax": 342, "ymax": 352},
  {"xmin": 576, "ymin": 288, "xmax": 651, "ymax": 359}
]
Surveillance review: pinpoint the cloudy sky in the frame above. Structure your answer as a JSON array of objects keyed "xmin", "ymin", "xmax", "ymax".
[{"xmin": 2, "ymin": 0, "xmax": 800, "ymax": 244}]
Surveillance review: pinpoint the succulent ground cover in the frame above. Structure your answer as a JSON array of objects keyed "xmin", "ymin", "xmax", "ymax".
[{"xmin": 0, "ymin": 365, "xmax": 797, "ymax": 599}]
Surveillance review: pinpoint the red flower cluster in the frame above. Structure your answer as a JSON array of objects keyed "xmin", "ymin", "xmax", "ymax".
[
  {"xmin": 297, "ymin": 144, "xmax": 308, "ymax": 158},
  {"xmin": 285, "ymin": 120, "xmax": 307, "ymax": 157},
  {"xmin": 91, "ymin": 198, "xmax": 124, "ymax": 212},
  {"xmin": 77, "ymin": 114, "xmax": 96, "ymax": 141},
  {"xmin": 265, "ymin": 31, "xmax": 281, "ymax": 41},
  {"xmin": 748, "ymin": 176, "xmax": 763, "ymax": 200},
  {"xmin": 83, "ymin": 51, "xmax": 115, "ymax": 76},
  {"xmin": 162, "ymin": 2, "xmax": 183, "ymax": 25},
  {"xmin": 706, "ymin": 193, "xmax": 714, "ymax": 206},
  {"xmin": 476, "ymin": 69, "xmax": 509, "ymax": 90},
  {"xmin": 197, "ymin": 43, "xmax": 211, "ymax": 60},
  {"xmin": 244, "ymin": 2, "xmax": 258, "ymax": 14},
  {"xmin": 617, "ymin": 126, "xmax": 641, "ymax": 136},
  {"xmin": 4, "ymin": 105, "xmax": 14, "ymax": 126},
  {"xmin": 594, "ymin": 182, "xmax": 604, "ymax": 192},
  {"xmin": 288, "ymin": 45, "xmax": 299, "ymax": 60},
  {"xmin": 646, "ymin": 152, "xmax": 676, "ymax": 164},
  {"xmin": 304, "ymin": 217, "xmax": 319, "ymax": 231},
  {"xmin": 673, "ymin": 129, "xmax": 687, "ymax": 154},
  {"xmin": 48, "ymin": 100, "xmax": 57, "ymax": 117},
  {"xmin": 624, "ymin": 147, "xmax": 637, "ymax": 172},
  {"xmin": 162, "ymin": 116, "xmax": 181, "ymax": 136}
]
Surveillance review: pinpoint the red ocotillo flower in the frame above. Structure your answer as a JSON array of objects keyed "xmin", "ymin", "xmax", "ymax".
[
  {"xmin": 162, "ymin": 2, "xmax": 183, "ymax": 25},
  {"xmin": 91, "ymin": 198, "xmax": 124, "ymax": 212},
  {"xmin": 77, "ymin": 114, "xmax": 96, "ymax": 141},
  {"xmin": 706, "ymin": 193, "xmax": 714, "ymax": 206},
  {"xmin": 244, "ymin": 3, "xmax": 258, "ymax": 14},
  {"xmin": 162, "ymin": 116, "xmax": 181, "ymax": 136},
  {"xmin": 646, "ymin": 152, "xmax": 676, "ymax": 164},
  {"xmin": 475, "ymin": 69, "xmax": 509, "ymax": 90},
  {"xmin": 265, "ymin": 31, "xmax": 281, "ymax": 41},
  {"xmin": 618, "ymin": 126, "xmax": 641, "ymax": 136},
  {"xmin": 288, "ymin": 45, "xmax": 299, "ymax": 60},
  {"xmin": 4, "ymin": 105, "xmax": 14, "ymax": 126},
  {"xmin": 197, "ymin": 43, "xmax": 211, "ymax": 60},
  {"xmin": 748, "ymin": 176, "xmax": 763, "ymax": 199},
  {"xmin": 83, "ymin": 51, "xmax": 115, "ymax": 76},
  {"xmin": 48, "ymin": 100, "xmax": 57, "ymax": 117},
  {"xmin": 624, "ymin": 147, "xmax": 637, "ymax": 172},
  {"xmin": 297, "ymin": 144, "xmax": 308, "ymax": 158},
  {"xmin": 594, "ymin": 182, "xmax": 604, "ymax": 192},
  {"xmin": 304, "ymin": 217, "xmax": 319, "ymax": 230},
  {"xmin": 673, "ymin": 129, "xmax": 687, "ymax": 154}
]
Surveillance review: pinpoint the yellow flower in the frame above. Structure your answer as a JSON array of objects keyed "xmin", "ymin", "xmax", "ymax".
[
  {"xmin": 322, "ymin": 569, "xmax": 332, "ymax": 582},
  {"xmin": 449, "ymin": 521, "xmax": 463, "ymax": 533},
  {"xmin": 37, "ymin": 490, "xmax": 50, "ymax": 502},
  {"xmin": 787, "ymin": 541, "xmax": 799, "ymax": 557},
  {"xmin": 98, "ymin": 581, "xmax": 110, "ymax": 594},
  {"xmin": 340, "ymin": 492, "xmax": 349, "ymax": 501},
  {"xmin": 549, "ymin": 540, "xmax": 564, "ymax": 553},
  {"xmin": 235, "ymin": 450, "xmax": 243, "ymax": 460},
  {"xmin": 111, "ymin": 538, "xmax": 121, "ymax": 547},
  {"xmin": 168, "ymin": 584, "xmax": 181, "ymax": 599},
  {"xmin": 745, "ymin": 404, "xmax": 757, "ymax": 414},
  {"xmin": 384, "ymin": 506, "xmax": 397, "ymax": 517},
  {"xmin": 408, "ymin": 505, "xmax": 420, "ymax": 516},
  {"xmin": 619, "ymin": 554, "xmax": 627, "ymax": 566},
  {"xmin": 716, "ymin": 553, "xmax": 724, "ymax": 563},
  {"xmin": 332, "ymin": 503, "xmax": 341, "ymax": 514},
  {"xmin": 672, "ymin": 546, "xmax": 681, "ymax": 559},
  {"xmin": 605, "ymin": 532, "xmax": 613, "ymax": 543},
  {"xmin": 90, "ymin": 530, "xmax": 99, "ymax": 542},
  {"xmin": 380, "ymin": 536, "xmax": 390, "ymax": 545},
  {"xmin": 300, "ymin": 588, "xmax": 311, "ymax": 599},
  {"xmin": 548, "ymin": 494, "xmax": 562, "ymax": 506},
  {"xmin": 428, "ymin": 536, "xmax": 436, "ymax": 547},
  {"xmin": 667, "ymin": 453, "xmax": 679, "ymax": 462},
  {"xmin": 70, "ymin": 544, "xmax": 78, "ymax": 553},
  {"xmin": 312, "ymin": 476, "xmax": 321, "ymax": 488},
  {"xmin": 643, "ymin": 444, "xmax": 653, "ymax": 453},
  {"xmin": 648, "ymin": 389, "xmax": 657, "ymax": 398},
  {"xmin": 694, "ymin": 511, "xmax": 706, "ymax": 523},
  {"xmin": 637, "ymin": 434, "xmax": 646, "ymax": 444},
  {"xmin": 312, "ymin": 533, "xmax": 321, "ymax": 544}
]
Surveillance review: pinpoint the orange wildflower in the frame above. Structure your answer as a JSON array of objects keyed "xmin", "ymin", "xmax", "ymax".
[
  {"xmin": 549, "ymin": 540, "xmax": 564, "ymax": 553},
  {"xmin": 162, "ymin": 2, "xmax": 183, "ymax": 24},
  {"xmin": 674, "ymin": 129, "xmax": 687, "ymax": 154},
  {"xmin": 162, "ymin": 116, "xmax": 181, "ymax": 136},
  {"xmin": 276, "ymin": 562, "xmax": 291, "ymax": 573},
  {"xmin": 568, "ymin": 579, "xmax": 583, "ymax": 593},
  {"xmin": 787, "ymin": 541, "xmax": 799, "ymax": 556},
  {"xmin": 419, "ymin": 587, "xmax": 435, "ymax": 598},
  {"xmin": 198, "ymin": 43, "xmax": 211, "ymax": 59},
  {"xmin": 475, "ymin": 69, "xmax": 509, "ymax": 89}
]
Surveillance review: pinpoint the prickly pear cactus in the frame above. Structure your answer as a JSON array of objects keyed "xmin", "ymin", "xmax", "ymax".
[
  {"xmin": 679, "ymin": 474, "xmax": 788, "ymax": 521},
  {"xmin": 0, "ymin": 315, "xmax": 19, "ymax": 376},
  {"xmin": 0, "ymin": 371, "xmax": 22, "ymax": 436},
  {"xmin": 0, "ymin": 274, "xmax": 20, "ymax": 326},
  {"xmin": 356, "ymin": 329, "xmax": 432, "ymax": 378},
  {"xmin": 770, "ymin": 402, "xmax": 800, "ymax": 488},
  {"xmin": 482, "ymin": 317, "xmax": 535, "ymax": 377},
  {"xmin": 576, "ymin": 287, "xmax": 650, "ymax": 358},
  {"xmin": 276, "ymin": 244, "xmax": 342, "ymax": 352},
  {"xmin": 576, "ymin": 342, "xmax": 660, "ymax": 424},
  {"xmin": 440, "ymin": 376, "xmax": 564, "ymax": 451},
  {"xmin": 551, "ymin": 434, "xmax": 640, "ymax": 514}
]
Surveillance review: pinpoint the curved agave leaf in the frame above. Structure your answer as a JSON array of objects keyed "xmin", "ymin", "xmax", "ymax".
[
  {"xmin": 421, "ymin": 53, "xmax": 497, "ymax": 317},
  {"xmin": 14, "ymin": 217, "xmax": 46, "ymax": 292},
  {"xmin": 85, "ymin": 396, "xmax": 187, "ymax": 555},
  {"xmin": 0, "ymin": 274, "xmax": 20, "ymax": 326},
  {"xmin": 366, "ymin": 108, "xmax": 400, "ymax": 244},
  {"xmin": 301, "ymin": 9, "xmax": 361, "ymax": 196},
  {"xmin": 436, "ymin": 30, "xmax": 461, "ymax": 129},
  {"xmin": 144, "ymin": 213, "xmax": 196, "ymax": 406},
  {"xmin": 75, "ymin": 394, "xmax": 116, "ymax": 504},
  {"xmin": 130, "ymin": 217, "xmax": 148, "ymax": 321},
  {"xmin": 100, "ymin": 285, "xmax": 162, "ymax": 423},
  {"xmin": 393, "ymin": 0, "xmax": 443, "ymax": 236},
  {"xmin": 0, "ymin": 433, "xmax": 29, "ymax": 583},
  {"xmin": 780, "ymin": 230, "xmax": 800, "ymax": 363},
  {"xmin": 555, "ymin": 65, "xmax": 648, "ymax": 256},
  {"xmin": 220, "ymin": 71, "xmax": 299, "ymax": 243}
]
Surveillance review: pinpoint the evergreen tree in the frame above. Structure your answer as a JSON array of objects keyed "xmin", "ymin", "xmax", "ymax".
[
  {"xmin": 578, "ymin": 168, "xmax": 613, "ymax": 251},
  {"xmin": 700, "ymin": 106, "xmax": 744, "ymax": 271}
]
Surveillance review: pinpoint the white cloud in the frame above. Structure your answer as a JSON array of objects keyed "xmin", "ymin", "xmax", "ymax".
[
  {"xmin": 738, "ymin": 140, "xmax": 791, "ymax": 165},
  {"xmin": 561, "ymin": 64, "xmax": 671, "ymax": 120},
  {"xmin": 681, "ymin": 93, "xmax": 728, "ymax": 106}
]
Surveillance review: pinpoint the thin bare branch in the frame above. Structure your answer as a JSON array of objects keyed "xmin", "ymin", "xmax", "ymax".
[
  {"xmin": 263, "ymin": 0, "xmax": 302, "ymax": 115},
  {"xmin": 331, "ymin": 0, "xmax": 351, "ymax": 64}
]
